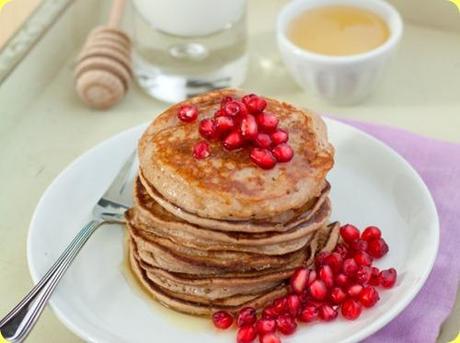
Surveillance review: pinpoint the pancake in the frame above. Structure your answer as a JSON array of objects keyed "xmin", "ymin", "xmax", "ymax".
[
  {"xmin": 144, "ymin": 266, "xmax": 290, "ymax": 300},
  {"xmin": 138, "ymin": 88, "xmax": 334, "ymax": 221},
  {"xmin": 128, "ymin": 181, "xmax": 332, "ymax": 254},
  {"xmin": 130, "ymin": 209, "xmax": 316, "ymax": 256},
  {"xmin": 138, "ymin": 172, "xmax": 331, "ymax": 233},
  {"xmin": 128, "ymin": 224, "xmax": 311, "ymax": 272},
  {"xmin": 306, "ymin": 221, "xmax": 341, "ymax": 265},
  {"xmin": 136, "ymin": 245, "xmax": 307, "ymax": 276},
  {"xmin": 145, "ymin": 266, "xmax": 285, "ymax": 301},
  {"xmin": 128, "ymin": 222, "xmax": 340, "ymax": 315},
  {"xmin": 130, "ymin": 247, "xmax": 289, "ymax": 316},
  {"xmin": 133, "ymin": 221, "xmax": 340, "ymax": 278},
  {"xmin": 156, "ymin": 285, "xmax": 277, "ymax": 307}
]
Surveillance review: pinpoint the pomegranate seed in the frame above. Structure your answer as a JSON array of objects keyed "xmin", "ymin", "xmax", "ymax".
[
  {"xmin": 221, "ymin": 96, "xmax": 233, "ymax": 107},
  {"xmin": 290, "ymin": 267, "xmax": 309, "ymax": 294},
  {"xmin": 259, "ymin": 333, "xmax": 281, "ymax": 343},
  {"xmin": 214, "ymin": 116, "xmax": 235, "ymax": 136},
  {"xmin": 334, "ymin": 243, "xmax": 350, "ymax": 259},
  {"xmin": 335, "ymin": 273, "xmax": 349, "ymax": 288},
  {"xmin": 272, "ymin": 297, "xmax": 288, "ymax": 316},
  {"xmin": 237, "ymin": 325, "xmax": 257, "ymax": 343},
  {"xmin": 237, "ymin": 307, "xmax": 257, "ymax": 327},
  {"xmin": 318, "ymin": 304, "xmax": 338, "ymax": 321},
  {"xmin": 341, "ymin": 299, "xmax": 362, "ymax": 320},
  {"xmin": 304, "ymin": 298, "xmax": 323, "ymax": 307},
  {"xmin": 193, "ymin": 141, "xmax": 210, "ymax": 160},
  {"xmin": 223, "ymin": 100, "xmax": 247, "ymax": 117},
  {"xmin": 256, "ymin": 112, "xmax": 278, "ymax": 132},
  {"xmin": 308, "ymin": 270, "xmax": 317, "ymax": 285},
  {"xmin": 223, "ymin": 130, "xmax": 244, "ymax": 150},
  {"xmin": 324, "ymin": 252, "xmax": 343, "ymax": 274},
  {"xmin": 355, "ymin": 266, "xmax": 372, "ymax": 284},
  {"xmin": 177, "ymin": 104, "xmax": 198, "ymax": 122},
  {"xmin": 287, "ymin": 294, "xmax": 301, "ymax": 317},
  {"xmin": 354, "ymin": 251, "xmax": 373, "ymax": 266},
  {"xmin": 250, "ymin": 148, "xmax": 277, "ymax": 169},
  {"xmin": 350, "ymin": 239, "xmax": 368, "ymax": 252},
  {"xmin": 359, "ymin": 286, "xmax": 380, "ymax": 307},
  {"xmin": 319, "ymin": 265, "xmax": 334, "ymax": 288},
  {"xmin": 379, "ymin": 268, "xmax": 397, "ymax": 288},
  {"xmin": 367, "ymin": 238, "xmax": 389, "ymax": 258},
  {"xmin": 369, "ymin": 267, "xmax": 380, "ymax": 286},
  {"xmin": 361, "ymin": 226, "xmax": 382, "ymax": 241},
  {"xmin": 240, "ymin": 114, "xmax": 258, "ymax": 140},
  {"xmin": 347, "ymin": 284, "xmax": 364, "ymax": 298},
  {"xmin": 298, "ymin": 304, "xmax": 318, "ymax": 322},
  {"xmin": 343, "ymin": 258, "xmax": 359, "ymax": 276},
  {"xmin": 272, "ymin": 144, "xmax": 294, "ymax": 163},
  {"xmin": 340, "ymin": 224, "xmax": 360, "ymax": 243},
  {"xmin": 315, "ymin": 252, "xmax": 330, "ymax": 269},
  {"xmin": 242, "ymin": 93, "xmax": 256, "ymax": 104},
  {"xmin": 271, "ymin": 129, "xmax": 289, "ymax": 145},
  {"xmin": 309, "ymin": 280, "xmax": 328, "ymax": 300},
  {"xmin": 254, "ymin": 133, "xmax": 272, "ymax": 148},
  {"xmin": 276, "ymin": 314, "xmax": 297, "ymax": 335},
  {"xmin": 262, "ymin": 305, "xmax": 278, "ymax": 319},
  {"xmin": 255, "ymin": 318, "xmax": 276, "ymax": 335},
  {"xmin": 298, "ymin": 290, "xmax": 309, "ymax": 304},
  {"xmin": 330, "ymin": 287, "xmax": 347, "ymax": 304},
  {"xmin": 242, "ymin": 94, "xmax": 267, "ymax": 114},
  {"xmin": 199, "ymin": 118, "xmax": 217, "ymax": 139},
  {"xmin": 214, "ymin": 109, "xmax": 225, "ymax": 117},
  {"xmin": 212, "ymin": 311, "xmax": 233, "ymax": 329}
]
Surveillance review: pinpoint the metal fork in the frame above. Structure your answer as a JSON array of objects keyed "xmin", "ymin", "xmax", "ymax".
[{"xmin": 0, "ymin": 151, "xmax": 136, "ymax": 343}]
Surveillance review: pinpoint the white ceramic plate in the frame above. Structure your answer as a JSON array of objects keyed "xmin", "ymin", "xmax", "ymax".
[{"xmin": 27, "ymin": 119, "xmax": 439, "ymax": 343}]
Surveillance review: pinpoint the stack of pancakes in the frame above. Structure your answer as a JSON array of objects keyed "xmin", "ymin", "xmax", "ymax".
[{"xmin": 126, "ymin": 89, "xmax": 338, "ymax": 316}]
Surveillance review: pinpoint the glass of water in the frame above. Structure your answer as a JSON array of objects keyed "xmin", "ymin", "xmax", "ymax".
[{"xmin": 130, "ymin": 0, "xmax": 248, "ymax": 103}]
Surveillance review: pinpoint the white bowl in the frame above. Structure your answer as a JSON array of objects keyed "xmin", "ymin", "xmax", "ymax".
[{"xmin": 277, "ymin": 0, "xmax": 403, "ymax": 105}]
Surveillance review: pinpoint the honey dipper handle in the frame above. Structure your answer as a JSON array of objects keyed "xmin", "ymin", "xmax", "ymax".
[{"xmin": 108, "ymin": 0, "xmax": 127, "ymax": 28}]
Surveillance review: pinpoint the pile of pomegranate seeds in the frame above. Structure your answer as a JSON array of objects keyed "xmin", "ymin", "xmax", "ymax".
[
  {"xmin": 211, "ymin": 224, "xmax": 398, "ymax": 343},
  {"xmin": 176, "ymin": 94, "xmax": 294, "ymax": 169}
]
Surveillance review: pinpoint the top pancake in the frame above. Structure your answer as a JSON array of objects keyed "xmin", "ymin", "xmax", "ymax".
[{"xmin": 139, "ymin": 89, "xmax": 334, "ymax": 221}]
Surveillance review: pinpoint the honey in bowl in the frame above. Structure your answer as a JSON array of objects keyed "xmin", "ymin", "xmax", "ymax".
[{"xmin": 287, "ymin": 5, "xmax": 390, "ymax": 56}]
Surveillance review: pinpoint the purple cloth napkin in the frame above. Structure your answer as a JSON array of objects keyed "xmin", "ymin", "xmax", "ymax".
[{"xmin": 340, "ymin": 120, "xmax": 460, "ymax": 343}]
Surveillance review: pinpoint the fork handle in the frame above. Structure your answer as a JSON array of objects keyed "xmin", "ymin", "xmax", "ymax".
[{"xmin": 0, "ymin": 219, "xmax": 103, "ymax": 343}]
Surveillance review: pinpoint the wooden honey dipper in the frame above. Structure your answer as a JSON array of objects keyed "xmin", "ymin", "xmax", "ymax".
[{"xmin": 75, "ymin": 0, "xmax": 132, "ymax": 110}]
